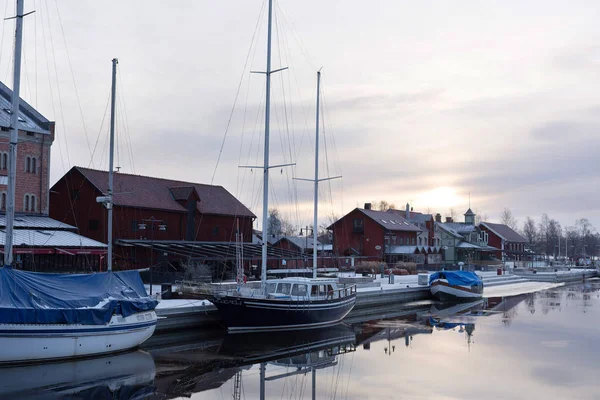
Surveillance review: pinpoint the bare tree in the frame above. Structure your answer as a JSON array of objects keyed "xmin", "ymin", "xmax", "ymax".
[
  {"xmin": 372, "ymin": 200, "xmax": 396, "ymax": 211},
  {"xmin": 522, "ymin": 216, "xmax": 537, "ymax": 245},
  {"xmin": 266, "ymin": 208, "xmax": 296, "ymax": 237},
  {"xmin": 500, "ymin": 208, "xmax": 518, "ymax": 230},
  {"xmin": 474, "ymin": 209, "xmax": 489, "ymax": 225}
]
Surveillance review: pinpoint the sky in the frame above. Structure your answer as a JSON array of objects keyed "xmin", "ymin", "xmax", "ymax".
[{"xmin": 0, "ymin": 0, "xmax": 599, "ymax": 232}]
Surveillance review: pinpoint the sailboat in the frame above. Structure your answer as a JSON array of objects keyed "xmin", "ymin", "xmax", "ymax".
[
  {"xmin": 210, "ymin": 0, "xmax": 356, "ymax": 332},
  {"xmin": 0, "ymin": 2, "xmax": 157, "ymax": 364}
]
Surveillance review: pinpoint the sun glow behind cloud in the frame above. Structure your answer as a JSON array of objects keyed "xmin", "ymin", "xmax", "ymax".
[{"xmin": 414, "ymin": 186, "xmax": 464, "ymax": 211}]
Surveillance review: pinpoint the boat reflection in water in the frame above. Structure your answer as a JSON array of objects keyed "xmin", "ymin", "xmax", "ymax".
[
  {"xmin": 152, "ymin": 323, "xmax": 356, "ymax": 399},
  {"xmin": 0, "ymin": 350, "xmax": 156, "ymax": 399}
]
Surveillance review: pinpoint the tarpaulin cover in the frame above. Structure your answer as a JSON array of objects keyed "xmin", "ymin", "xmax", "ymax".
[
  {"xmin": 0, "ymin": 267, "xmax": 158, "ymax": 325},
  {"xmin": 429, "ymin": 270, "xmax": 482, "ymax": 287}
]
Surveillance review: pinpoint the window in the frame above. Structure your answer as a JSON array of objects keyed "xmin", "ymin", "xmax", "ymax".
[
  {"xmin": 30, "ymin": 195, "xmax": 36, "ymax": 212},
  {"xmin": 412, "ymin": 237, "xmax": 416, "ymax": 245},
  {"xmin": 353, "ymin": 218, "xmax": 364, "ymax": 233},
  {"xmin": 131, "ymin": 220, "xmax": 139, "ymax": 232},
  {"xmin": 399, "ymin": 237, "xmax": 404, "ymax": 245},
  {"xmin": 1, "ymin": 153, "xmax": 6, "ymax": 170},
  {"xmin": 71, "ymin": 189, "xmax": 80, "ymax": 201},
  {"xmin": 276, "ymin": 283, "xmax": 291, "ymax": 295},
  {"xmin": 291, "ymin": 284, "xmax": 308, "ymax": 296},
  {"xmin": 25, "ymin": 157, "xmax": 30, "ymax": 173},
  {"xmin": 1, "ymin": 192, "xmax": 5, "ymax": 210},
  {"xmin": 31, "ymin": 158, "xmax": 36, "ymax": 174},
  {"xmin": 89, "ymin": 219, "xmax": 99, "ymax": 231},
  {"xmin": 266, "ymin": 283, "xmax": 277, "ymax": 294},
  {"xmin": 23, "ymin": 194, "xmax": 29, "ymax": 211},
  {"xmin": 212, "ymin": 226, "xmax": 220, "ymax": 235}
]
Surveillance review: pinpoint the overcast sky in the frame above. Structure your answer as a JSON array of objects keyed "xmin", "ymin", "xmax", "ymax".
[{"xmin": 1, "ymin": 0, "xmax": 599, "ymax": 231}]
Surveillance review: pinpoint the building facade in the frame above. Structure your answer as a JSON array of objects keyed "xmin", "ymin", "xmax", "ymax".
[
  {"xmin": 329, "ymin": 204, "xmax": 422, "ymax": 267},
  {"xmin": 479, "ymin": 222, "xmax": 528, "ymax": 261},
  {"xmin": 50, "ymin": 166, "xmax": 256, "ymax": 272},
  {"xmin": 0, "ymin": 81, "xmax": 106, "ymax": 270}
]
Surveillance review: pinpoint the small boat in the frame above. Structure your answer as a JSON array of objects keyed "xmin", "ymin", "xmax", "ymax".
[
  {"xmin": 429, "ymin": 270, "xmax": 484, "ymax": 301},
  {"xmin": 211, "ymin": 0, "xmax": 355, "ymax": 332}
]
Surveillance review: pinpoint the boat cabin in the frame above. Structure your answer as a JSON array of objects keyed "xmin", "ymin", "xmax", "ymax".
[{"xmin": 265, "ymin": 277, "xmax": 354, "ymax": 301}]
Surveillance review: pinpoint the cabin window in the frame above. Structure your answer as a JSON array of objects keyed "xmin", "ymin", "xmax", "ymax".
[
  {"xmin": 266, "ymin": 283, "xmax": 277, "ymax": 293},
  {"xmin": 319, "ymin": 285, "xmax": 327, "ymax": 296},
  {"xmin": 311, "ymin": 285, "xmax": 318, "ymax": 296},
  {"xmin": 291, "ymin": 284, "xmax": 308, "ymax": 296},
  {"xmin": 327, "ymin": 285, "xmax": 334, "ymax": 297},
  {"xmin": 276, "ymin": 283, "xmax": 291, "ymax": 295}
]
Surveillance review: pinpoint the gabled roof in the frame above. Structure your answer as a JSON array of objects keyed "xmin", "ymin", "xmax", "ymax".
[
  {"xmin": 480, "ymin": 222, "xmax": 528, "ymax": 243},
  {"xmin": 357, "ymin": 208, "xmax": 421, "ymax": 232},
  {"xmin": 0, "ymin": 214, "xmax": 76, "ymax": 230},
  {"xmin": 0, "ymin": 81, "xmax": 52, "ymax": 135},
  {"xmin": 273, "ymin": 236, "xmax": 321, "ymax": 251},
  {"xmin": 65, "ymin": 167, "xmax": 256, "ymax": 218},
  {"xmin": 169, "ymin": 186, "xmax": 199, "ymax": 202}
]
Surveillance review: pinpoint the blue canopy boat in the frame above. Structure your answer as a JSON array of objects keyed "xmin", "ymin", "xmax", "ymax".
[
  {"xmin": 0, "ymin": 267, "xmax": 158, "ymax": 364},
  {"xmin": 429, "ymin": 270, "xmax": 484, "ymax": 302}
]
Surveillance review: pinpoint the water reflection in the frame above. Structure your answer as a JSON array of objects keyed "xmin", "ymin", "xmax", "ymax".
[
  {"xmin": 3, "ymin": 280, "xmax": 600, "ymax": 399},
  {"xmin": 0, "ymin": 350, "xmax": 155, "ymax": 399}
]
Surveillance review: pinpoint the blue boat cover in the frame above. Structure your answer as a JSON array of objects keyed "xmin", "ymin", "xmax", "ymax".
[
  {"xmin": 429, "ymin": 270, "xmax": 482, "ymax": 287},
  {"xmin": 0, "ymin": 267, "xmax": 158, "ymax": 325}
]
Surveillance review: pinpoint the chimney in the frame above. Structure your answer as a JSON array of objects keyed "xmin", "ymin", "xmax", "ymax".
[
  {"xmin": 405, "ymin": 203, "xmax": 410, "ymax": 219},
  {"xmin": 364, "ymin": 203, "xmax": 371, "ymax": 210},
  {"xmin": 446, "ymin": 217, "xmax": 453, "ymax": 223},
  {"xmin": 435, "ymin": 213, "xmax": 442, "ymax": 223}
]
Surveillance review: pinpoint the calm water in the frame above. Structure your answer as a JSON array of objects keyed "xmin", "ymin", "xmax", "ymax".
[{"xmin": 2, "ymin": 280, "xmax": 600, "ymax": 399}]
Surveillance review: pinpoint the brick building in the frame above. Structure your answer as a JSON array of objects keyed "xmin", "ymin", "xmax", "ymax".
[
  {"xmin": 0, "ymin": 81, "xmax": 106, "ymax": 269},
  {"xmin": 50, "ymin": 166, "xmax": 256, "ymax": 274}
]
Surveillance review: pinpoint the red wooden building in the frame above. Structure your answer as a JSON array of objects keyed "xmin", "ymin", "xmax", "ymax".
[
  {"xmin": 329, "ymin": 204, "xmax": 421, "ymax": 267},
  {"xmin": 479, "ymin": 222, "xmax": 528, "ymax": 261},
  {"xmin": 50, "ymin": 166, "xmax": 256, "ymax": 272}
]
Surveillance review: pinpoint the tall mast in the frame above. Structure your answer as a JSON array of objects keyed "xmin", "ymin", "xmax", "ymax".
[
  {"xmin": 5, "ymin": 0, "xmax": 25, "ymax": 266},
  {"xmin": 312, "ymin": 72, "xmax": 321, "ymax": 279},
  {"xmin": 260, "ymin": 0, "xmax": 274, "ymax": 289},
  {"xmin": 107, "ymin": 58, "xmax": 118, "ymax": 271}
]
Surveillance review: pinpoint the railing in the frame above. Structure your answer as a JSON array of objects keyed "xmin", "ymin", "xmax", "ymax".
[{"xmin": 325, "ymin": 284, "xmax": 356, "ymax": 300}]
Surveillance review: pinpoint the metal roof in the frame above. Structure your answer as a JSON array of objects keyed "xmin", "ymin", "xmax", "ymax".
[
  {"xmin": 0, "ymin": 214, "xmax": 76, "ymax": 230},
  {"xmin": 117, "ymin": 239, "xmax": 306, "ymax": 261},
  {"xmin": 0, "ymin": 229, "xmax": 106, "ymax": 248},
  {"xmin": 70, "ymin": 167, "xmax": 256, "ymax": 218},
  {"xmin": 357, "ymin": 208, "xmax": 421, "ymax": 232},
  {"xmin": 0, "ymin": 81, "xmax": 51, "ymax": 135},
  {"xmin": 480, "ymin": 222, "xmax": 528, "ymax": 243}
]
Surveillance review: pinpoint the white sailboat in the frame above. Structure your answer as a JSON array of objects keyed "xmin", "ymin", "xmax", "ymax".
[
  {"xmin": 210, "ymin": 0, "xmax": 355, "ymax": 332},
  {"xmin": 0, "ymin": 2, "xmax": 157, "ymax": 364}
]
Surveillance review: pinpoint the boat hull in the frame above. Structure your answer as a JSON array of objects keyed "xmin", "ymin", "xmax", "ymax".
[
  {"xmin": 430, "ymin": 280, "xmax": 483, "ymax": 302},
  {"xmin": 0, "ymin": 311, "xmax": 157, "ymax": 364},
  {"xmin": 211, "ymin": 295, "xmax": 356, "ymax": 332}
]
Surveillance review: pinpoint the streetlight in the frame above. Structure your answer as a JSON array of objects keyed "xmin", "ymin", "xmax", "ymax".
[{"xmin": 138, "ymin": 216, "xmax": 167, "ymax": 295}]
